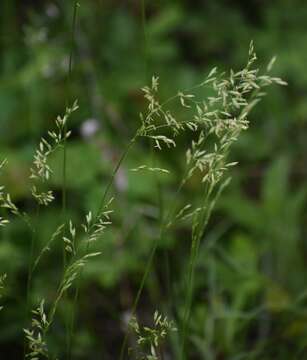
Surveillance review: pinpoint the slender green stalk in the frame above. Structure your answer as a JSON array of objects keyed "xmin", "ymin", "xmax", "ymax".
[
  {"xmin": 24, "ymin": 204, "xmax": 40, "ymax": 359},
  {"xmin": 96, "ymin": 135, "xmax": 138, "ymax": 221},
  {"xmin": 64, "ymin": 2, "xmax": 79, "ymax": 359},
  {"xmin": 180, "ymin": 177, "xmax": 231, "ymax": 359},
  {"xmin": 141, "ymin": 0, "xmax": 149, "ymax": 79},
  {"xmin": 63, "ymin": 0, "xmax": 79, "ymax": 265},
  {"xmin": 26, "ymin": 205, "xmax": 41, "ymax": 307},
  {"xmin": 180, "ymin": 187, "xmax": 212, "ymax": 359}
]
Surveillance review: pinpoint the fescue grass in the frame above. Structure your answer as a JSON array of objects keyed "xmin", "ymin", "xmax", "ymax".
[
  {"xmin": 0, "ymin": 4, "xmax": 287, "ymax": 360},
  {"xmin": 0, "ymin": 31, "xmax": 286, "ymax": 359}
]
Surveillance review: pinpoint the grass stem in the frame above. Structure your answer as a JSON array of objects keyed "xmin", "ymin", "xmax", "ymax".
[{"xmin": 65, "ymin": 2, "xmax": 79, "ymax": 359}]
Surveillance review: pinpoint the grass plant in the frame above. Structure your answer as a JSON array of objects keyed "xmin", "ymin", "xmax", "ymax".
[{"xmin": 0, "ymin": 30, "xmax": 285, "ymax": 358}]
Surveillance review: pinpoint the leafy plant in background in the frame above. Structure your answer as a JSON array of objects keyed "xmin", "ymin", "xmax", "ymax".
[{"xmin": 0, "ymin": 38, "xmax": 285, "ymax": 360}]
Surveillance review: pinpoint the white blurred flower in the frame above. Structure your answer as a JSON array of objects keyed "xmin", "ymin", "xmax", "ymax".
[
  {"xmin": 46, "ymin": 3, "xmax": 59, "ymax": 18},
  {"xmin": 80, "ymin": 119, "xmax": 100, "ymax": 139}
]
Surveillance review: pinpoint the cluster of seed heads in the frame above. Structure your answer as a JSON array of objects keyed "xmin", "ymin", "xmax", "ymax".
[
  {"xmin": 82, "ymin": 198, "xmax": 113, "ymax": 244},
  {"xmin": 136, "ymin": 42, "xmax": 285, "ymax": 190},
  {"xmin": 129, "ymin": 311, "xmax": 177, "ymax": 360},
  {"xmin": 24, "ymin": 301, "xmax": 49, "ymax": 360},
  {"xmin": 30, "ymin": 100, "xmax": 78, "ymax": 206},
  {"xmin": 0, "ymin": 160, "xmax": 19, "ymax": 226}
]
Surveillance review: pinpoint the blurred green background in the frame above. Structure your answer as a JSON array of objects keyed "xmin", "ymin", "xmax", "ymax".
[{"xmin": 0, "ymin": 0, "xmax": 306, "ymax": 359}]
